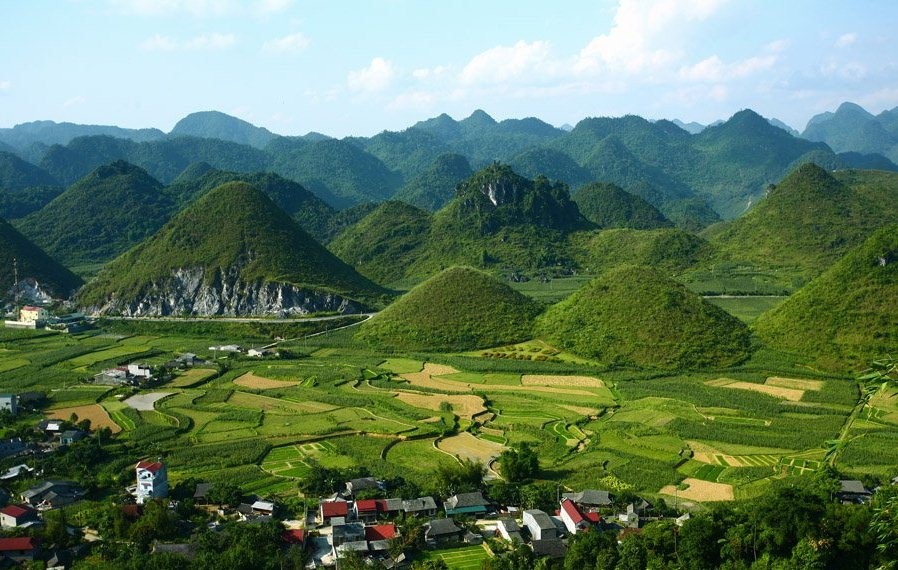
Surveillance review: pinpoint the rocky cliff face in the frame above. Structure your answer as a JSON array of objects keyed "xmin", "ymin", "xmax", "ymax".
[{"xmin": 81, "ymin": 266, "xmax": 366, "ymax": 317}]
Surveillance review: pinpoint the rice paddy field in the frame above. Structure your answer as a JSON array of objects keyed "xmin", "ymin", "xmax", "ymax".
[{"xmin": 0, "ymin": 317, "xmax": 880, "ymax": 504}]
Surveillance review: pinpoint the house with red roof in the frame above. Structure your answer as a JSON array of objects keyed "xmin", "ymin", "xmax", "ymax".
[
  {"xmin": 282, "ymin": 529, "xmax": 306, "ymax": 548},
  {"xmin": 365, "ymin": 523, "xmax": 397, "ymax": 551},
  {"xmin": 560, "ymin": 499, "xmax": 593, "ymax": 534},
  {"xmin": 135, "ymin": 460, "xmax": 168, "ymax": 504},
  {"xmin": 320, "ymin": 500, "xmax": 348, "ymax": 524},
  {"xmin": 0, "ymin": 504, "xmax": 38, "ymax": 528},
  {"xmin": 354, "ymin": 499, "xmax": 379, "ymax": 522},
  {"xmin": 0, "ymin": 536, "xmax": 38, "ymax": 562}
]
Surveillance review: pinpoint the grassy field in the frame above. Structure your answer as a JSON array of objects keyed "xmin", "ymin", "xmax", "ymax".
[
  {"xmin": 704, "ymin": 296, "xmax": 787, "ymax": 324},
  {"xmin": 0, "ymin": 319, "xmax": 882, "ymax": 504},
  {"xmin": 418, "ymin": 545, "xmax": 491, "ymax": 570}
]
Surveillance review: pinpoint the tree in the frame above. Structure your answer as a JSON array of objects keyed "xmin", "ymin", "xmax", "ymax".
[
  {"xmin": 206, "ymin": 482, "xmax": 243, "ymax": 507},
  {"xmin": 872, "ymin": 489, "xmax": 898, "ymax": 569},
  {"xmin": 498, "ymin": 443, "xmax": 539, "ymax": 483},
  {"xmin": 435, "ymin": 458, "xmax": 485, "ymax": 496},
  {"xmin": 678, "ymin": 516, "xmax": 724, "ymax": 570},
  {"xmin": 615, "ymin": 534, "xmax": 647, "ymax": 570},
  {"xmin": 411, "ymin": 560, "xmax": 448, "ymax": 570}
]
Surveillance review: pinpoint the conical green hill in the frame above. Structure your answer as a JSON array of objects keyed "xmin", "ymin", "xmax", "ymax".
[
  {"xmin": 0, "ymin": 218, "xmax": 82, "ymax": 301},
  {"xmin": 78, "ymin": 181, "xmax": 386, "ymax": 314},
  {"xmin": 356, "ymin": 266, "xmax": 543, "ymax": 351},
  {"xmin": 706, "ymin": 163, "xmax": 898, "ymax": 278},
  {"xmin": 536, "ymin": 265, "xmax": 751, "ymax": 369},
  {"xmin": 18, "ymin": 160, "xmax": 169, "ymax": 267},
  {"xmin": 754, "ymin": 225, "xmax": 898, "ymax": 370}
]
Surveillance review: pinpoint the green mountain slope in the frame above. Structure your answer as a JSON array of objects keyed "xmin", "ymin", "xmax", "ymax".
[
  {"xmin": 78, "ymin": 182, "xmax": 386, "ymax": 316},
  {"xmin": 407, "ymin": 164, "xmax": 590, "ymax": 276},
  {"xmin": 393, "ymin": 153, "xmax": 473, "ymax": 211},
  {"xmin": 705, "ymin": 163, "xmax": 898, "ymax": 281},
  {"xmin": 39, "ymin": 135, "xmax": 270, "ymax": 186},
  {"xmin": 18, "ymin": 161, "xmax": 170, "ymax": 268},
  {"xmin": 570, "ymin": 228, "xmax": 712, "ymax": 274},
  {"xmin": 358, "ymin": 128, "xmax": 452, "ymax": 181},
  {"xmin": 690, "ymin": 110, "xmax": 836, "ymax": 218},
  {"xmin": 268, "ymin": 138, "xmax": 400, "ymax": 208},
  {"xmin": 163, "ymin": 169, "xmax": 335, "ymax": 241},
  {"xmin": 508, "ymin": 147, "xmax": 592, "ymax": 188},
  {"xmin": 536, "ymin": 265, "xmax": 751, "ymax": 369},
  {"xmin": 754, "ymin": 225, "xmax": 898, "ymax": 370},
  {"xmin": 0, "ymin": 151, "xmax": 59, "ymax": 191},
  {"xmin": 0, "ymin": 218, "xmax": 82, "ymax": 301},
  {"xmin": 169, "ymin": 111, "xmax": 278, "ymax": 148},
  {"xmin": 356, "ymin": 266, "xmax": 543, "ymax": 351},
  {"xmin": 573, "ymin": 182, "xmax": 672, "ymax": 229},
  {"xmin": 328, "ymin": 201, "xmax": 431, "ymax": 285}
]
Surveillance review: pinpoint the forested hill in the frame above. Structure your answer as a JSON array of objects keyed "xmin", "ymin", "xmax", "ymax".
[{"xmin": 6, "ymin": 107, "xmax": 895, "ymax": 223}]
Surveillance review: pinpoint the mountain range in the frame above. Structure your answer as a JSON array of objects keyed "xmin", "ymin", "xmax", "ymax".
[{"xmin": 4, "ymin": 105, "xmax": 895, "ymax": 226}]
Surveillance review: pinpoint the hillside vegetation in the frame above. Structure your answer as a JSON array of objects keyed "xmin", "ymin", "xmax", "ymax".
[
  {"xmin": 754, "ymin": 225, "xmax": 898, "ymax": 370},
  {"xmin": 536, "ymin": 265, "xmax": 751, "ymax": 369},
  {"xmin": 18, "ymin": 161, "xmax": 170, "ymax": 267},
  {"xmin": 356, "ymin": 266, "xmax": 544, "ymax": 351},
  {"xmin": 706, "ymin": 163, "xmax": 898, "ymax": 281},
  {"xmin": 0, "ymin": 218, "xmax": 83, "ymax": 299},
  {"xmin": 573, "ymin": 182, "xmax": 672, "ymax": 229},
  {"xmin": 78, "ymin": 181, "xmax": 386, "ymax": 309}
]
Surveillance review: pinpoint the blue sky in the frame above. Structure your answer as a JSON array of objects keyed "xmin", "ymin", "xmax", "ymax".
[{"xmin": 2, "ymin": 0, "xmax": 897, "ymax": 136}]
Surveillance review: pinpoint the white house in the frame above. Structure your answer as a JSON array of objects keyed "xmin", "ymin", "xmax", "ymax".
[
  {"xmin": 560, "ymin": 499, "xmax": 594, "ymax": 535},
  {"xmin": 523, "ymin": 509, "xmax": 557, "ymax": 541},
  {"xmin": 0, "ymin": 395, "xmax": 17, "ymax": 416},
  {"xmin": 135, "ymin": 460, "xmax": 168, "ymax": 504},
  {"xmin": 127, "ymin": 364, "xmax": 153, "ymax": 379}
]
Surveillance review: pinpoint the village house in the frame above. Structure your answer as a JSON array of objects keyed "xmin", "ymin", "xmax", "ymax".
[
  {"xmin": 320, "ymin": 499, "xmax": 349, "ymax": 524},
  {"xmin": 560, "ymin": 499, "xmax": 598, "ymax": 534},
  {"xmin": 443, "ymin": 491, "xmax": 490, "ymax": 516},
  {"xmin": 838, "ymin": 480, "xmax": 873, "ymax": 504},
  {"xmin": 402, "ymin": 496, "xmax": 437, "ymax": 517},
  {"xmin": 21, "ymin": 481, "xmax": 84, "ymax": 510},
  {"xmin": 93, "ymin": 367, "xmax": 130, "ymax": 386},
  {"xmin": 617, "ymin": 504, "xmax": 638, "ymax": 528},
  {"xmin": 346, "ymin": 477, "xmax": 382, "ymax": 497},
  {"xmin": 424, "ymin": 518, "xmax": 464, "ymax": 545},
  {"xmin": 193, "ymin": 483, "xmax": 212, "ymax": 505},
  {"xmin": 0, "ymin": 464, "xmax": 33, "ymax": 481},
  {"xmin": 496, "ymin": 518, "xmax": 523, "ymax": 543},
  {"xmin": 523, "ymin": 509, "xmax": 558, "ymax": 541},
  {"xmin": 0, "ymin": 394, "xmax": 18, "ymax": 415},
  {"xmin": 365, "ymin": 523, "xmax": 397, "ymax": 551},
  {"xmin": 251, "ymin": 500, "xmax": 275, "ymax": 516},
  {"xmin": 0, "ymin": 537, "xmax": 39, "ymax": 563},
  {"xmin": 0, "ymin": 438, "xmax": 26, "ymax": 460},
  {"xmin": 135, "ymin": 461, "xmax": 168, "ymax": 504},
  {"xmin": 36, "ymin": 419, "xmax": 64, "ymax": 435},
  {"xmin": 60, "ymin": 429, "xmax": 87, "ymax": 446},
  {"xmin": 531, "ymin": 538, "xmax": 567, "ymax": 559},
  {"xmin": 563, "ymin": 489, "xmax": 614, "ymax": 509},
  {"xmin": 330, "ymin": 518, "xmax": 365, "ymax": 547},
  {"xmin": 282, "ymin": 529, "xmax": 306, "ymax": 549},
  {"xmin": 0, "ymin": 504, "xmax": 39, "ymax": 528},
  {"xmin": 376, "ymin": 498, "xmax": 404, "ymax": 517},
  {"xmin": 354, "ymin": 499, "xmax": 379, "ymax": 522}
]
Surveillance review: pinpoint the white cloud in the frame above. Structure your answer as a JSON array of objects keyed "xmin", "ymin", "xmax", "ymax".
[
  {"xmin": 0, "ymin": 81, "xmax": 10, "ymax": 93},
  {"xmin": 575, "ymin": 0, "xmax": 727, "ymax": 75},
  {"xmin": 412, "ymin": 65, "xmax": 450, "ymax": 80},
  {"xmin": 255, "ymin": 0, "xmax": 293, "ymax": 15},
  {"xmin": 140, "ymin": 34, "xmax": 178, "ymax": 51},
  {"xmin": 262, "ymin": 32, "xmax": 310, "ymax": 54},
  {"xmin": 678, "ymin": 52, "xmax": 777, "ymax": 82},
  {"xmin": 185, "ymin": 33, "xmax": 235, "ymax": 50},
  {"xmin": 63, "ymin": 96, "xmax": 87, "ymax": 107},
  {"xmin": 140, "ymin": 33, "xmax": 235, "ymax": 51},
  {"xmin": 835, "ymin": 33, "xmax": 857, "ymax": 48},
  {"xmin": 347, "ymin": 58, "xmax": 396, "ymax": 93},
  {"xmin": 460, "ymin": 40, "xmax": 554, "ymax": 85}
]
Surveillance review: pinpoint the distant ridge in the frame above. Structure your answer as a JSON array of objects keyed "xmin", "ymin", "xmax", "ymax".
[{"xmin": 170, "ymin": 111, "xmax": 278, "ymax": 149}]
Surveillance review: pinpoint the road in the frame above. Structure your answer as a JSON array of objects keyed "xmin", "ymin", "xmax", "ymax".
[{"xmin": 99, "ymin": 312, "xmax": 377, "ymax": 324}]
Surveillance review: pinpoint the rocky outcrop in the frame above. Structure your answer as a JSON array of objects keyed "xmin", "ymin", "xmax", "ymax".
[{"xmin": 81, "ymin": 266, "xmax": 366, "ymax": 317}]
